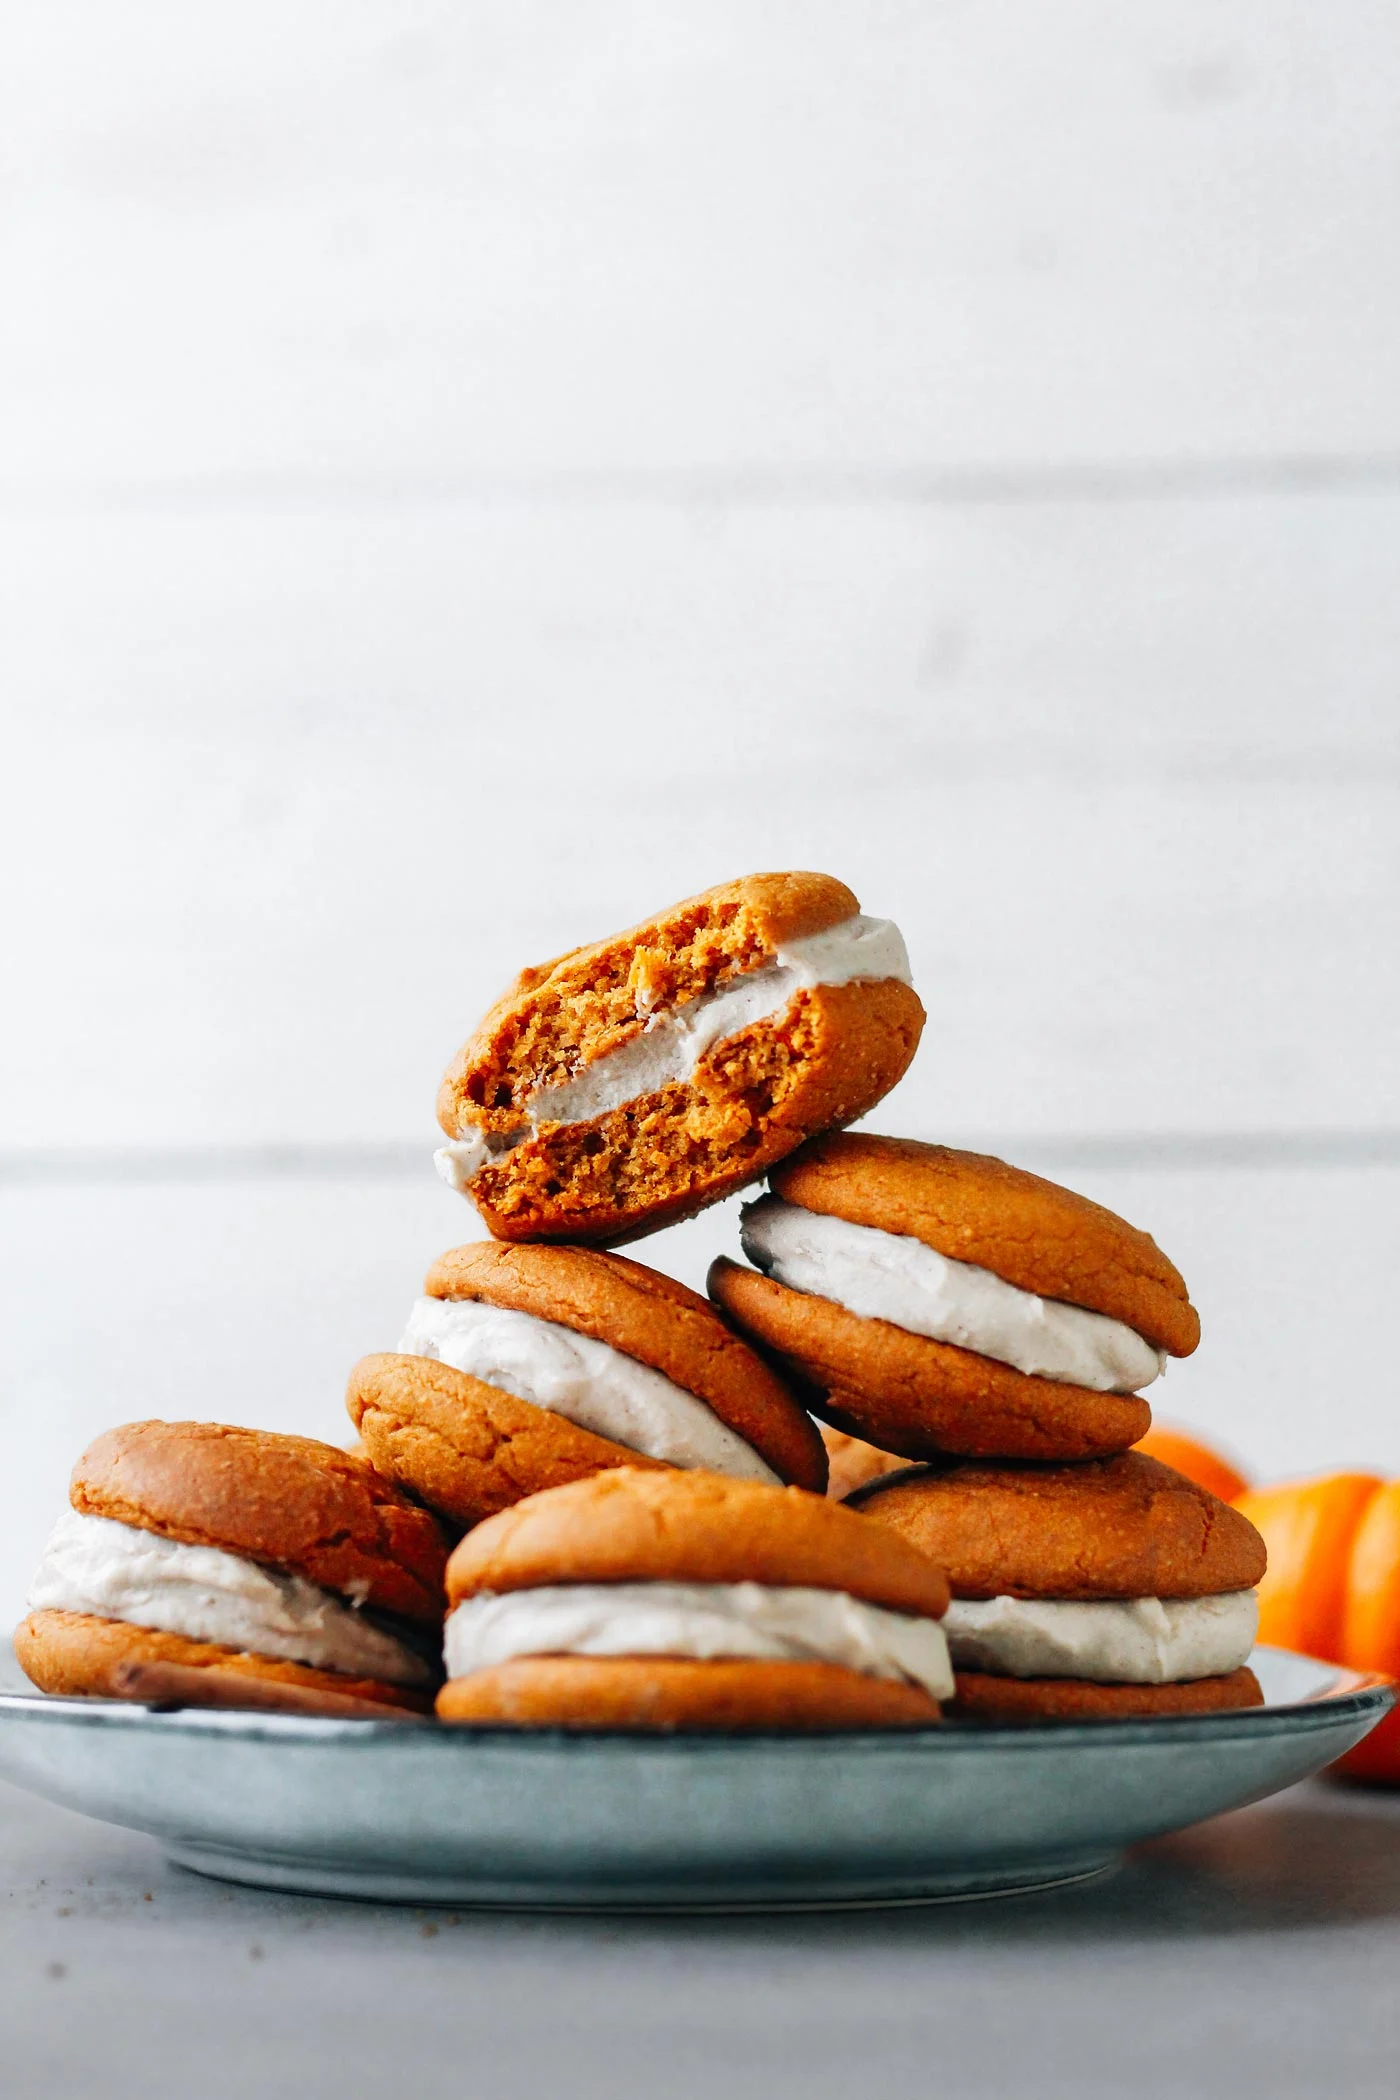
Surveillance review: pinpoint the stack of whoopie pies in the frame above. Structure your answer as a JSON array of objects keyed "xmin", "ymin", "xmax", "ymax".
[
  {"xmin": 709, "ymin": 1131, "xmax": 1268, "ymax": 1721},
  {"xmin": 17, "ymin": 869, "xmax": 1266, "ymax": 1732}
]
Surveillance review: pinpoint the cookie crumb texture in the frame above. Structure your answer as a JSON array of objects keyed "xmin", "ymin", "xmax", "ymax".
[
  {"xmin": 470, "ymin": 982, "xmax": 923, "ymax": 1243},
  {"xmin": 14, "ymin": 1610, "xmax": 434, "ymax": 1715},
  {"xmin": 436, "ymin": 874, "xmax": 923, "ymax": 1243},
  {"xmin": 436, "ymin": 1655, "xmax": 940, "ymax": 1729},
  {"xmin": 441, "ymin": 874, "xmax": 857, "ymax": 1116}
]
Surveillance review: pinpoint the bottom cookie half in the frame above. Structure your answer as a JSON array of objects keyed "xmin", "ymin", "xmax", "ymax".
[
  {"xmin": 949, "ymin": 1665, "xmax": 1264, "ymax": 1723},
  {"xmin": 707, "ymin": 1259, "xmax": 1151, "ymax": 1463},
  {"xmin": 437, "ymin": 1655, "xmax": 942, "ymax": 1730},
  {"xmin": 14, "ymin": 1609, "xmax": 434, "ymax": 1718}
]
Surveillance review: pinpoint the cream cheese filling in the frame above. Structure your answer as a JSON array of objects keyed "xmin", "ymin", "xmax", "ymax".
[
  {"xmin": 941, "ymin": 1590, "xmax": 1259, "ymax": 1684},
  {"xmin": 398, "ymin": 1295, "xmax": 779, "ymax": 1484},
  {"xmin": 436, "ymin": 911, "xmax": 911, "ymax": 1191},
  {"xmin": 443, "ymin": 1581, "xmax": 954, "ymax": 1700},
  {"xmin": 27, "ymin": 1509, "xmax": 435, "ymax": 1687},
  {"xmin": 739, "ymin": 1195, "xmax": 1165, "ymax": 1395}
]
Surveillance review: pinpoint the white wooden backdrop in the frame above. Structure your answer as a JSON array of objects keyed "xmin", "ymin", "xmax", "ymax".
[{"xmin": 3, "ymin": 4, "xmax": 1398, "ymax": 1622}]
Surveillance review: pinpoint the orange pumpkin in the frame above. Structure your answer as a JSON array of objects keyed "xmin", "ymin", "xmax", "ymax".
[
  {"xmin": 1339, "ymin": 1482, "xmax": 1400, "ymax": 1676},
  {"xmin": 1233, "ymin": 1470, "xmax": 1400, "ymax": 1784},
  {"xmin": 1327, "ymin": 1704, "xmax": 1400, "ymax": 1786},
  {"xmin": 1234, "ymin": 1473, "xmax": 1383, "ymax": 1662},
  {"xmin": 1135, "ymin": 1423, "xmax": 1251, "ymax": 1506}
]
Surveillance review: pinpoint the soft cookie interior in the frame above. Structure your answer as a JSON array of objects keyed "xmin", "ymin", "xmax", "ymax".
[{"xmin": 435, "ymin": 875, "xmax": 925, "ymax": 1242}]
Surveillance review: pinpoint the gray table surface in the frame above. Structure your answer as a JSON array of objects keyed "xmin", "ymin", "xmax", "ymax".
[{"xmin": 2, "ymin": 1773, "xmax": 1398, "ymax": 2100}]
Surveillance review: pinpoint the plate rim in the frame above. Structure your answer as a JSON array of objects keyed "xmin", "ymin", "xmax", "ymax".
[{"xmin": 0, "ymin": 1647, "xmax": 1390, "ymax": 1755}]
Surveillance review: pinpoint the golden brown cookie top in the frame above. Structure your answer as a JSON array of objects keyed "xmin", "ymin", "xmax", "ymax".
[
  {"xmin": 851, "ymin": 1452, "xmax": 1265, "ymax": 1600},
  {"xmin": 70, "ymin": 1421, "xmax": 449, "ymax": 1624},
  {"xmin": 424, "ymin": 1241, "xmax": 827, "ymax": 1491},
  {"xmin": 445, "ymin": 1466, "xmax": 951, "ymax": 1618},
  {"xmin": 770, "ymin": 1133, "xmax": 1200, "ymax": 1357},
  {"xmin": 437, "ymin": 870, "xmax": 859, "ymax": 1137}
]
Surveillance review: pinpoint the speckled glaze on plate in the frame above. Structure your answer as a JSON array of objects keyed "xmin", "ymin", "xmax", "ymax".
[{"xmin": 0, "ymin": 1648, "xmax": 1388, "ymax": 1910}]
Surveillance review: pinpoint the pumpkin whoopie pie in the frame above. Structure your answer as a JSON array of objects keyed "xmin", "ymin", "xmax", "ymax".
[
  {"xmin": 710, "ymin": 1133, "xmax": 1199, "ymax": 1463},
  {"xmin": 17, "ymin": 1422, "xmax": 448, "ymax": 1717},
  {"xmin": 436, "ymin": 1467, "xmax": 953, "ymax": 1728},
  {"xmin": 851, "ymin": 1452, "xmax": 1267, "ymax": 1721},
  {"xmin": 434, "ymin": 872, "xmax": 924, "ymax": 1245},
  {"xmin": 347, "ymin": 1241, "xmax": 828, "ymax": 1532}
]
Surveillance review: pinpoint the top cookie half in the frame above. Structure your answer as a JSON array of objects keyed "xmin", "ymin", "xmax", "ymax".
[{"xmin": 435, "ymin": 872, "xmax": 926, "ymax": 1244}]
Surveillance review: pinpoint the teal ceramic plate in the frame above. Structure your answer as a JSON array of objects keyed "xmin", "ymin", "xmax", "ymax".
[{"xmin": 0, "ymin": 1647, "xmax": 1388, "ymax": 1910}]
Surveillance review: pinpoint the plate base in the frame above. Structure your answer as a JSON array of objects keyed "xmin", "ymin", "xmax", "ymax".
[{"xmin": 165, "ymin": 1841, "xmax": 1119, "ymax": 1912}]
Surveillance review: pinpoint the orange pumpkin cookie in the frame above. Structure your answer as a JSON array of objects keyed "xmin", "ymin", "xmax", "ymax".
[
  {"xmin": 17, "ymin": 1421, "xmax": 448, "ymax": 1717},
  {"xmin": 417, "ymin": 1242, "xmax": 825, "ymax": 1488},
  {"xmin": 851, "ymin": 1455, "xmax": 1266, "ymax": 1726},
  {"xmin": 710, "ymin": 1132, "xmax": 1198, "ymax": 1463},
  {"xmin": 437, "ymin": 1467, "xmax": 951, "ymax": 1730},
  {"xmin": 434, "ymin": 874, "xmax": 924, "ymax": 1245},
  {"xmin": 355, "ymin": 1238, "xmax": 827, "ymax": 1527}
]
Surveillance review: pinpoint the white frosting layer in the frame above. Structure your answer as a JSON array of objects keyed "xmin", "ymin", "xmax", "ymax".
[
  {"xmin": 739, "ymin": 1196, "xmax": 1164, "ymax": 1395},
  {"xmin": 398, "ymin": 1295, "xmax": 779, "ymax": 1484},
  {"xmin": 436, "ymin": 911, "xmax": 911, "ymax": 1191},
  {"xmin": 443, "ymin": 1581, "xmax": 954, "ymax": 1700},
  {"xmin": 27, "ymin": 1510, "xmax": 434, "ymax": 1687},
  {"xmin": 941, "ymin": 1590, "xmax": 1258, "ymax": 1684}
]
